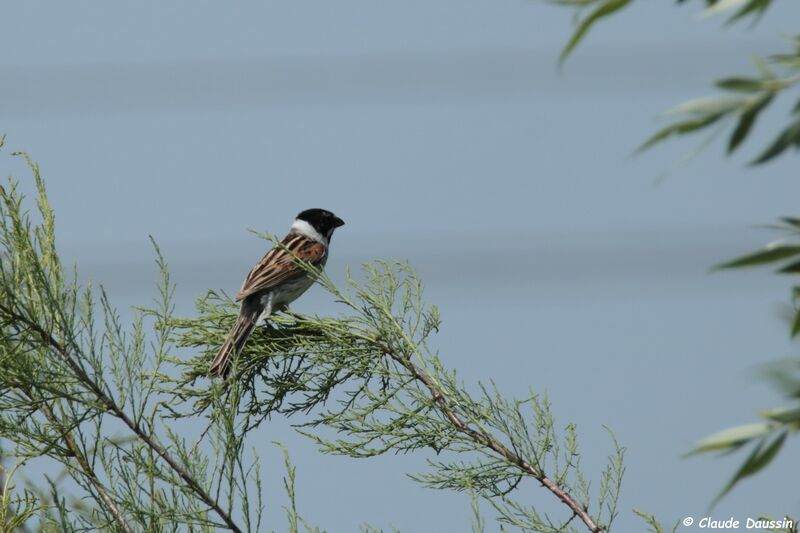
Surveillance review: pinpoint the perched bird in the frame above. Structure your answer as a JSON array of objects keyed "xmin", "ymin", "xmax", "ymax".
[{"xmin": 209, "ymin": 208, "xmax": 345, "ymax": 378}]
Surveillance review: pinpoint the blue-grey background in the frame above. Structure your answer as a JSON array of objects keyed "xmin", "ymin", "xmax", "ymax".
[{"xmin": 2, "ymin": 1, "xmax": 799, "ymax": 531}]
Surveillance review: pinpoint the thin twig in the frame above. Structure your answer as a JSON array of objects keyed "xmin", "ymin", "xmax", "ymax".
[
  {"xmin": 379, "ymin": 343, "xmax": 604, "ymax": 533},
  {"xmin": 18, "ymin": 386, "xmax": 134, "ymax": 533},
  {"xmin": 4, "ymin": 307, "xmax": 243, "ymax": 533}
]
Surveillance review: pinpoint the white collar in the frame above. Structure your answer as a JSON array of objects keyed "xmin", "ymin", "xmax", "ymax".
[{"xmin": 290, "ymin": 218, "xmax": 328, "ymax": 245}]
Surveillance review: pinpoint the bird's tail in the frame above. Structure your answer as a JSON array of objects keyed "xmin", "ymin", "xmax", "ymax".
[{"xmin": 209, "ymin": 314, "xmax": 257, "ymax": 378}]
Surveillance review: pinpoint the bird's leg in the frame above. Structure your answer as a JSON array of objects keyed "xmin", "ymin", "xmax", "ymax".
[
  {"xmin": 261, "ymin": 304, "xmax": 289, "ymax": 329},
  {"xmin": 275, "ymin": 304, "xmax": 305, "ymax": 322}
]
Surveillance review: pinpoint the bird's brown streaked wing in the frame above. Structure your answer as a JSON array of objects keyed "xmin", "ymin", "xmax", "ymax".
[{"xmin": 235, "ymin": 233, "xmax": 327, "ymax": 302}]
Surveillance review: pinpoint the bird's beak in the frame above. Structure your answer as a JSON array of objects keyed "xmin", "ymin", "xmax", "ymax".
[{"xmin": 333, "ymin": 216, "xmax": 345, "ymax": 228}]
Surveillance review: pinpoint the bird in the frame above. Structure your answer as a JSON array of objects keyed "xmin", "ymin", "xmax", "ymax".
[{"xmin": 209, "ymin": 208, "xmax": 345, "ymax": 378}]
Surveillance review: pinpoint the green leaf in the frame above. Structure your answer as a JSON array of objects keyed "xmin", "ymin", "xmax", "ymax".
[
  {"xmin": 559, "ymin": 0, "xmax": 633, "ymax": 64},
  {"xmin": 690, "ymin": 423, "xmax": 775, "ymax": 454},
  {"xmin": 715, "ymin": 77, "xmax": 765, "ymax": 93},
  {"xmin": 712, "ymin": 431, "xmax": 787, "ymax": 506},
  {"xmin": 714, "ymin": 244, "xmax": 800, "ymax": 270},
  {"xmin": 760, "ymin": 406, "xmax": 800, "ymax": 423},
  {"xmin": 778, "ymin": 259, "xmax": 800, "ymax": 273},
  {"xmin": 727, "ymin": 0, "xmax": 770, "ymax": 25},
  {"xmin": 751, "ymin": 117, "xmax": 800, "ymax": 165},
  {"xmin": 771, "ymin": 53, "xmax": 800, "ymax": 70},
  {"xmin": 779, "ymin": 217, "xmax": 800, "ymax": 229},
  {"xmin": 666, "ymin": 95, "xmax": 746, "ymax": 117},
  {"xmin": 727, "ymin": 94, "xmax": 773, "ymax": 153},
  {"xmin": 791, "ymin": 311, "xmax": 800, "ymax": 338},
  {"xmin": 637, "ymin": 113, "xmax": 726, "ymax": 153},
  {"xmin": 698, "ymin": 0, "xmax": 748, "ymax": 18},
  {"xmin": 636, "ymin": 96, "xmax": 748, "ymax": 153}
]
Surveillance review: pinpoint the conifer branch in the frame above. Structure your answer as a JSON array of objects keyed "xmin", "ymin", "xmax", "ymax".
[
  {"xmin": 380, "ymin": 342, "xmax": 603, "ymax": 532},
  {"xmin": 17, "ymin": 385, "xmax": 133, "ymax": 533},
  {"xmin": 1, "ymin": 148, "xmax": 624, "ymax": 532},
  {"xmin": 1, "ymin": 305, "xmax": 244, "ymax": 533},
  {"xmin": 170, "ymin": 258, "xmax": 623, "ymax": 533}
]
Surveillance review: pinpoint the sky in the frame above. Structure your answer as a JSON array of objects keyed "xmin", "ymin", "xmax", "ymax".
[{"xmin": 2, "ymin": 1, "xmax": 800, "ymax": 531}]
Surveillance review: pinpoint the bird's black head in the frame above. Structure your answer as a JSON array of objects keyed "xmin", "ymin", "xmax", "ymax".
[{"xmin": 295, "ymin": 208, "xmax": 345, "ymax": 241}]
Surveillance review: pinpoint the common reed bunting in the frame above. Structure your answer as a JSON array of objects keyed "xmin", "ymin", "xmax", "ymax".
[{"xmin": 209, "ymin": 208, "xmax": 345, "ymax": 378}]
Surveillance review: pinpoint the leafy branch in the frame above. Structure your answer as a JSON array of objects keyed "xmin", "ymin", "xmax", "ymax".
[
  {"xmin": 637, "ymin": 47, "xmax": 800, "ymax": 164},
  {"xmin": 547, "ymin": 0, "xmax": 800, "ymax": 165},
  {"xmin": 0, "ymin": 459, "xmax": 43, "ymax": 531},
  {"xmin": 631, "ymin": 510, "xmax": 678, "ymax": 533},
  {"xmin": 542, "ymin": 0, "xmax": 799, "ymax": 520},
  {"xmin": 680, "ymin": 217, "xmax": 800, "ymax": 504},
  {"xmin": 170, "ymin": 242, "xmax": 625, "ymax": 532},
  {"xmin": 0, "ymin": 147, "xmax": 259, "ymax": 531},
  {"xmin": 550, "ymin": 0, "xmax": 777, "ymax": 65},
  {"xmin": 0, "ymin": 141, "xmax": 625, "ymax": 531}
]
